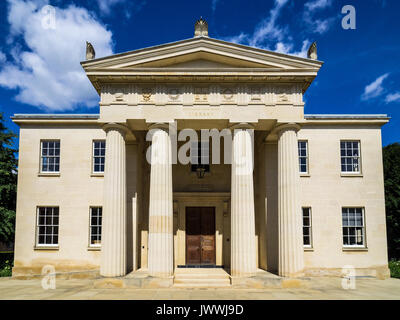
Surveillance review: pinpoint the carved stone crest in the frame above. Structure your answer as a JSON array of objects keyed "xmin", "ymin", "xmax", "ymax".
[
  {"xmin": 168, "ymin": 88, "xmax": 180, "ymax": 101},
  {"xmin": 222, "ymin": 88, "xmax": 234, "ymax": 101},
  {"xmin": 142, "ymin": 88, "xmax": 153, "ymax": 102}
]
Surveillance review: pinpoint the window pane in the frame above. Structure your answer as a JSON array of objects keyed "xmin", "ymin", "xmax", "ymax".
[
  {"xmin": 37, "ymin": 207, "xmax": 59, "ymax": 246},
  {"xmin": 341, "ymin": 141, "xmax": 360, "ymax": 173},
  {"xmin": 90, "ymin": 207, "xmax": 102, "ymax": 245},
  {"xmin": 93, "ymin": 141, "xmax": 106, "ymax": 173},
  {"xmin": 302, "ymin": 208, "xmax": 312, "ymax": 246}
]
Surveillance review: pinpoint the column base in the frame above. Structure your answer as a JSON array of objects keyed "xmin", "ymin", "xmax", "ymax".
[
  {"xmin": 123, "ymin": 269, "xmax": 174, "ymax": 288},
  {"xmin": 279, "ymin": 270, "xmax": 305, "ymax": 278},
  {"xmin": 230, "ymin": 276, "xmax": 261, "ymax": 288},
  {"xmin": 94, "ymin": 278, "xmax": 126, "ymax": 289}
]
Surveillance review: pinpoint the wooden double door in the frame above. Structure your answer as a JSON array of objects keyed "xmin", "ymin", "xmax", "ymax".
[{"xmin": 186, "ymin": 207, "xmax": 216, "ymax": 266}]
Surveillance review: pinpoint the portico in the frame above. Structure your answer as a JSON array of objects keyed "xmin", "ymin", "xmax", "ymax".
[{"xmin": 98, "ymin": 118, "xmax": 305, "ymax": 281}]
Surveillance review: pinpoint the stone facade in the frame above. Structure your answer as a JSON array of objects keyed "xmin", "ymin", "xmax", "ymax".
[{"xmin": 11, "ymin": 34, "xmax": 390, "ymax": 282}]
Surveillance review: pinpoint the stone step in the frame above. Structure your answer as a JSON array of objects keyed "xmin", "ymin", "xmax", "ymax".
[
  {"xmin": 173, "ymin": 268, "xmax": 231, "ymax": 287},
  {"xmin": 173, "ymin": 282, "xmax": 231, "ymax": 288},
  {"xmin": 174, "ymin": 273, "xmax": 229, "ymax": 280},
  {"xmin": 174, "ymin": 278, "xmax": 231, "ymax": 285}
]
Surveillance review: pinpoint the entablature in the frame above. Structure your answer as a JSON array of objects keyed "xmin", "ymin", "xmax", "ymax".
[{"xmin": 99, "ymin": 82, "xmax": 304, "ymax": 107}]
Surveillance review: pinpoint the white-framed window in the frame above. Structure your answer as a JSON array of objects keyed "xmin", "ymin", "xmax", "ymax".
[
  {"xmin": 89, "ymin": 207, "xmax": 102, "ymax": 247},
  {"xmin": 36, "ymin": 207, "xmax": 59, "ymax": 246},
  {"xmin": 93, "ymin": 140, "xmax": 106, "ymax": 173},
  {"xmin": 40, "ymin": 140, "xmax": 60, "ymax": 173},
  {"xmin": 342, "ymin": 207, "xmax": 366, "ymax": 247},
  {"xmin": 190, "ymin": 141, "xmax": 210, "ymax": 173},
  {"xmin": 340, "ymin": 141, "xmax": 361, "ymax": 173},
  {"xmin": 298, "ymin": 141, "xmax": 309, "ymax": 174},
  {"xmin": 302, "ymin": 207, "xmax": 312, "ymax": 247}
]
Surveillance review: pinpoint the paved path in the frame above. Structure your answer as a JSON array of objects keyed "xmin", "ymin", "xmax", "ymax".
[{"xmin": 0, "ymin": 277, "xmax": 399, "ymax": 300}]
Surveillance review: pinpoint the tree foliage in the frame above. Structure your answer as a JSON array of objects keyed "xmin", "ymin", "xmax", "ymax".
[
  {"xmin": 383, "ymin": 143, "xmax": 400, "ymax": 259},
  {"xmin": 0, "ymin": 113, "xmax": 17, "ymax": 245}
]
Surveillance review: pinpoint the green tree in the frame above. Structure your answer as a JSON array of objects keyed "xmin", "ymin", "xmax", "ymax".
[
  {"xmin": 0, "ymin": 113, "xmax": 17, "ymax": 246},
  {"xmin": 383, "ymin": 143, "xmax": 400, "ymax": 259}
]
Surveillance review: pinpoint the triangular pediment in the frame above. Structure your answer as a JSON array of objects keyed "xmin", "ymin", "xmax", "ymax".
[
  {"xmin": 82, "ymin": 37, "xmax": 323, "ymax": 71},
  {"xmin": 133, "ymin": 55, "xmax": 267, "ymax": 69},
  {"xmin": 81, "ymin": 37, "xmax": 323, "ymax": 94}
]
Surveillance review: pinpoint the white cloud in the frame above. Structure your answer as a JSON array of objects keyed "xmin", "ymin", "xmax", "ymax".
[
  {"xmin": 314, "ymin": 16, "xmax": 336, "ymax": 34},
  {"xmin": 0, "ymin": 52, "xmax": 6, "ymax": 64},
  {"xmin": 361, "ymin": 73, "xmax": 389, "ymax": 101},
  {"xmin": 0, "ymin": 0, "xmax": 114, "ymax": 111},
  {"xmin": 97, "ymin": 0, "xmax": 126, "ymax": 15},
  {"xmin": 222, "ymin": 0, "xmax": 310, "ymax": 58},
  {"xmin": 274, "ymin": 40, "xmax": 311, "ymax": 58},
  {"xmin": 224, "ymin": 32, "xmax": 248, "ymax": 45},
  {"xmin": 97, "ymin": 0, "xmax": 145, "ymax": 20},
  {"xmin": 249, "ymin": 0, "xmax": 289, "ymax": 47},
  {"xmin": 303, "ymin": 0, "xmax": 336, "ymax": 34},
  {"xmin": 305, "ymin": 0, "xmax": 333, "ymax": 11},
  {"xmin": 385, "ymin": 92, "xmax": 400, "ymax": 104}
]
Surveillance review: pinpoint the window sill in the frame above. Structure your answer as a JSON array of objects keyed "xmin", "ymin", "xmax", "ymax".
[
  {"xmin": 87, "ymin": 246, "xmax": 101, "ymax": 251},
  {"xmin": 341, "ymin": 173, "xmax": 363, "ymax": 178},
  {"xmin": 38, "ymin": 173, "xmax": 60, "ymax": 177},
  {"xmin": 34, "ymin": 246, "xmax": 59, "ymax": 251},
  {"xmin": 91, "ymin": 173, "xmax": 104, "ymax": 177},
  {"xmin": 300, "ymin": 174, "xmax": 310, "ymax": 177},
  {"xmin": 304, "ymin": 247, "xmax": 314, "ymax": 252},
  {"xmin": 342, "ymin": 247, "xmax": 368, "ymax": 252}
]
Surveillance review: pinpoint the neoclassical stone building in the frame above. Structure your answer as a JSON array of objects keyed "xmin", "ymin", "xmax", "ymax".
[{"xmin": 12, "ymin": 20, "xmax": 390, "ymax": 285}]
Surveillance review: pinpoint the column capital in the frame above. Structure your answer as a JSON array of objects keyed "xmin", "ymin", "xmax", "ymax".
[
  {"xmin": 147, "ymin": 122, "xmax": 176, "ymax": 133},
  {"xmin": 272, "ymin": 122, "xmax": 301, "ymax": 137},
  {"xmin": 228, "ymin": 122, "xmax": 255, "ymax": 131},
  {"xmin": 102, "ymin": 122, "xmax": 130, "ymax": 137}
]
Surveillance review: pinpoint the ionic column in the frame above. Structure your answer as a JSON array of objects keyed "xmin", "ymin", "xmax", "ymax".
[
  {"xmin": 231, "ymin": 123, "xmax": 257, "ymax": 277},
  {"xmin": 100, "ymin": 123, "xmax": 128, "ymax": 277},
  {"xmin": 276, "ymin": 123, "xmax": 304, "ymax": 277},
  {"xmin": 147, "ymin": 124, "xmax": 174, "ymax": 278}
]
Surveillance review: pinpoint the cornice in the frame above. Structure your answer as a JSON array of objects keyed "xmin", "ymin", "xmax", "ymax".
[{"xmin": 81, "ymin": 37, "xmax": 323, "ymax": 70}]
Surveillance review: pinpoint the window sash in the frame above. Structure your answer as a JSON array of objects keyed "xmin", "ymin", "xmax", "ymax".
[
  {"xmin": 36, "ymin": 207, "xmax": 59, "ymax": 246},
  {"xmin": 40, "ymin": 141, "xmax": 60, "ymax": 173},
  {"xmin": 340, "ymin": 141, "xmax": 361, "ymax": 173},
  {"xmin": 89, "ymin": 207, "xmax": 102, "ymax": 246},
  {"xmin": 93, "ymin": 140, "xmax": 106, "ymax": 173},
  {"xmin": 298, "ymin": 141, "xmax": 309, "ymax": 174},
  {"xmin": 342, "ymin": 207, "xmax": 366, "ymax": 247},
  {"xmin": 302, "ymin": 207, "xmax": 312, "ymax": 247}
]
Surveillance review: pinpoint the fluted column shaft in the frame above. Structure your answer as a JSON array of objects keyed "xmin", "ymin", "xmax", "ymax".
[
  {"xmin": 148, "ymin": 125, "xmax": 173, "ymax": 278},
  {"xmin": 231, "ymin": 126, "xmax": 257, "ymax": 277},
  {"xmin": 100, "ymin": 124, "xmax": 127, "ymax": 277},
  {"xmin": 277, "ymin": 124, "xmax": 304, "ymax": 277}
]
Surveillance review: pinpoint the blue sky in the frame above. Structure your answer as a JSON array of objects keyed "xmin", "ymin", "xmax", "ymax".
[{"xmin": 0, "ymin": 0, "xmax": 398, "ymax": 146}]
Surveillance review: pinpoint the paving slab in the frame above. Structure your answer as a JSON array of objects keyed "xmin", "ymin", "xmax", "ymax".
[{"xmin": 0, "ymin": 277, "xmax": 398, "ymax": 300}]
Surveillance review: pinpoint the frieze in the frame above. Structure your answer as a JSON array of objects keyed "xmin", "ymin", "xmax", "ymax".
[{"xmin": 100, "ymin": 83, "xmax": 303, "ymax": 106}]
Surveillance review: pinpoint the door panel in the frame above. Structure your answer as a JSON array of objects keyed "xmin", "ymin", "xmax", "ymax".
[
  {"xmin": 186, "ymin": 207, "xmax": 216, "ymax": 266},
  {"xmin": 186, "ymin": 208, "xmax": 201, "ymax": 265},
  {"xmin": 201, "ymin": 209, "xmax": 215, "ymax": 265}
]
